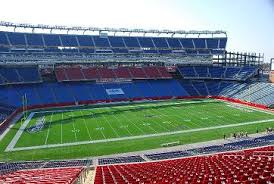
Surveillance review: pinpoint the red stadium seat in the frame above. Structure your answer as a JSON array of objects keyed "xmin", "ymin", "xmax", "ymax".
[
  {"xmin": 94, "ymin": 146, "xmax": 274, "ymax": 184},
  {"xmin": 0, "ymin": 167, "xmax": 83, "ymax": 184}
]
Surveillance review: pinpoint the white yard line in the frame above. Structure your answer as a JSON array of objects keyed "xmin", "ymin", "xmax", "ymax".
[
  {"xmin": 6, "ymin": 118, "xmax": 274, "ymax": 152},
  {"xmin": 61, "ymin": 112, "xmax": 63, "ymax": 144},
  {"xmin": 5, "ymin": 112, "xmax": 35, "ymax": 152},
  {"xmin": 101, "ymin": 113, "xmax": 120, "ymax": 138},
  {"xmin": 109, "ymin": 109, "xmax": 133, "ymax": 136},
  {"xmin": 70, "ymin": 112, "xmax": 78, "ymax": 141},
  {"xmin": 79, "ymin": 110, "xmax": 92, "ymax": 141},
  {"xmin": 44, "ymin": 113, "xmax": 54, "ymax": 145},
  {"xmin": 119, "ymin": 112, "xmax": 147, "ymax": 135},
  {"xmin": 146, "ymin": 108, "xmax": 172, "ymax": 132}
]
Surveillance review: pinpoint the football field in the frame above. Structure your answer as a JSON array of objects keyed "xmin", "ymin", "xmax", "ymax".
[{"xmin": 1, "ymin": 99, "xmax": 274, "ymax": 161}]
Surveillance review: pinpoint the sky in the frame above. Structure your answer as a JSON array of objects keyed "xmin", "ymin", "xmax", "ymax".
[{"xmin": 0, "ymin": 0, "xmax": 273, "ymax": 62}]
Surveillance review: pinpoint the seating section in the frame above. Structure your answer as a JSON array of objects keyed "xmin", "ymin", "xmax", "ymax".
[
  {"xmin": 217, "ymin": 82, "xmax": 274, "ymax": 106},
  {"xmin": 95, "ymin": 146, "xmax": 274, "ymax": 184},
  {"xmin": 99, "ymin": 156, "xmax": 145, "ymax": 165},
  {"xmin": 178, "ymin": 65, "xmax": 258, "ymax": 81},
  {"xmin": 0, "ymin": 80, "xmax": 189, "ymax": 107},
  {"xmin": 0, "ymin": 66, "xmax": 41, "ymax": 85},
  {"xmin": 0, "ymin": 31, "xmax": 227, "ymax": 55},
  {"xmin": 55, "ymin": 66, "xmax": 172, "ymax": 82},
  {"xmin": 0, "ymin": 104, "xmax": 15, "ymax": 122},
  {"xmin": 0, "ymin": 160, "xmax": 91, "ymax": 175},
  {"xmin": 0, "ymin": 167, "xmax": 83, "ymax": 184}
]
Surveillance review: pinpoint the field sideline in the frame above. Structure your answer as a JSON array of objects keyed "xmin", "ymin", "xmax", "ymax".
[{"xmin": 0, "ymin": 99, "xmax": 274, "ymax": 161}]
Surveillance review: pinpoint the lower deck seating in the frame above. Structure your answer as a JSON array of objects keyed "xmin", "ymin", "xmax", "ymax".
[
  {"xmin": 0, "ymin": 160, "xmax": 91, "ymax": 176},
  {"xmin": 0, "ymin": 167, "xmax": 83, "ymax": 184},
  {"xmin": 0, "ymin": 80, "xmax": 189, "ymax": 107},
  {"xmin": 99, "ymin": 156, "xmax": 145, "ymax": 165},
  {"xmin": 95, "ymin": 146, "xmax": 274, "ymax": 184}
]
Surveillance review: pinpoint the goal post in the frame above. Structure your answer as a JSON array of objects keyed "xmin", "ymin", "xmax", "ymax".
[{"xmin": 22, "ymin": 94, "xmax": 28, "ymax": 121}]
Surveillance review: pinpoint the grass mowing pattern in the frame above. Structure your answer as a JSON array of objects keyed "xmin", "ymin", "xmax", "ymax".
[{"xmin": 0, "ymin": 99, "xmax": 273, "ymax": 161}]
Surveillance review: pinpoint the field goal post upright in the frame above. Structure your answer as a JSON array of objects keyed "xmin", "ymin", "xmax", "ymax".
[{"xmin": 22, "ymin": 94, "xmax": 28, "ymax": 121}]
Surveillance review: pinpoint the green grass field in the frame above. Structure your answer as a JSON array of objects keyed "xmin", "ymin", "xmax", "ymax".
[{"xmin": 0, "ymin": 99, "xmax": 273, "ymax": 161}]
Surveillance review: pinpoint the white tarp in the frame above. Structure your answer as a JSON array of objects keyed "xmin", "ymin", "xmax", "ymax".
[{"xmin": 106, "ymin": 88, "xmax": 125, "ymax": 95}]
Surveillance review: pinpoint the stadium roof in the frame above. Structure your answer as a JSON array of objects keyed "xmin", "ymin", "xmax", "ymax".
[{"xmin": 0, "ymin": 21, "xmax": 227, "ymax": 37}]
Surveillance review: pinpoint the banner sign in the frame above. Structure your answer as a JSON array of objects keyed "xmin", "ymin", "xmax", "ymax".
[{"xmin": 106, "ymin": 88, "xmax": 125, "ymax": 95}]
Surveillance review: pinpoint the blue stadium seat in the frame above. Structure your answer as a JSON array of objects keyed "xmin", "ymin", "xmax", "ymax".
[
  {"xmin": 208, "ymin": 66, "xmax": 224, "ymax": 78},
  {"xmin": 88, "ymin": 84, "xmax": 110, "ymax": 100},
  {"xmin": 206, "ymin": 38, "xmax": 219, "ymax": 49},
  {"xmin": 43, "ymin": 34, "xmax": 61, "ymax": 46},
  {"xmin": 0, "ymin": 32, "xmax": 9, "ymax": 45},
  {"xmin": 93, "ymin": 36, "xmax": 110, "ymax": 48},
  {"xmin": 16, "ymin": 66, "xmax": 41, "ymax": 82},
  {"xmin": 193, "ymin": 38, "xmax": 206, "ymax": 49},
  {"xmin": 17, "ymin": 85, "xmax": 41, "ymax": 105},
  {"xmin": 60, "ymin": 35, "xmax": 78, "ymax": 47},
  {"xmin": 35, "ymin": 84, "xmax": 57, "ymax": 104},
  {"xmin": 137, "ymin": 37, "xmax": 155, "ymax": 48},
  {"xmin": 194, "ymin": 66, "xmax": 209, "ymax": 78},
  {"xmin": 26, "ymin": 33, "xmax": 44, "ymax": 46},
  {"xmin": 51, "ymin": 83, "xmax": 75, "ymax": 103},
  {"xmin": 0, "ymin": 67, "xmax": 20, "ymax": 83},
  {"xmin": 152, "ymin": 37, "xmax": 169, "ymax": 48},
  {"xmin": 77, "ymin": 35, "xmax": 95, "ymax": 47},
  {"xmin": 179, "ymin": 38, "xmax": 194, "ymax": 48},
  {"xmin": 166, "ymin": 38, "xmax": 182, "ymax": 48},
  {"xmin": 108, "ymin": 37, "xmax": 126, "ymax": 48},
  {"xmin": 122, "ymin": 37, "xmax": 140, "ymax": 48},
  {"xmin": 7, "ymin": 32, "xmax": 26, "ymax": 46},
  {"xmin": 178, "ymin": 66, "xmax": 197, "ymax": 78},
  {"xmin": 219, "ymin": 38, "xmax": 227, "ymax": 49}
]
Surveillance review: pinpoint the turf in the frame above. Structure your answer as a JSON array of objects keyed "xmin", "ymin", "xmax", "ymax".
[{"xmin": 0, "ymin": 99, "xmax": 273, "ymax": 161}]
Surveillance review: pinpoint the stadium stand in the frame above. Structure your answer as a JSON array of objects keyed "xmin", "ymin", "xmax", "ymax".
[
  {"xmin": 98, "ymin": 156, "xmax": 145, "ymax": 165},
  {"xmin": 0, "ymin": 160, "xmax": 92, "ymax": 175},
  {"xmin": 95, "ymin": 146, "xmax": 274, "ymax": 184},
  {"xmin": 0, "ymin": 167, "xmax": 83, "ymax": 184},
  {"xmin": 1, "ymin": 23, "xmax": 273, "ymax": 184},
  {"xmin": 0, "ymin": 66, "xmax": 41, "ymax": 85},
  {"xmin": 177, "ymin": 65, "xmax": 259, "ymax": 81},
  {"xmin": 55, "ymin": 66, "xmax": 172, "ymax": 82},
  {"xmin": 0, "ymin": 30, "xmax": 226, "ymax": 55}
]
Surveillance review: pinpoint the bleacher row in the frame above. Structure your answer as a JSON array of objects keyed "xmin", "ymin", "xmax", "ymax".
[
  {"xmin": 0, "ymin": 66, "xmax": 41, "ymax": 85},
  {"xmin": 0, "ymin": 80, "xmax": 189, "ymax": 107},
  {"xmin": 95, "ymin": 146, "xmax": 274, "ymax": 184},
  {"xmin": 0, "ymin": 167, "xmax": 83, "ymax": 184},
  {"xmin": 0, "ymin": 31, "xmax": 226, "ymax": 54},
  {"xmin": 186, "ymin": 80, "xmax": 274, "ymax": 106},
  {"xmin": 177, "ymin": 65, "xmax": 258, "ymax": 81},
  {"xmin": 98, "ymin": 134, "xmax": 274, "ymax": 165},
  {"xmin": 0, "ymin": 159, "xmax": 91, "ymax": 175},
  {"xmin": 0, "ymin": 65, "xmax": 258, "ymax": 85},
  {"xmin": 55, "ymin": 66, "xmax": 172, "ymax": 81},
  {"xmin": 0, "ymin": 79, "xmax": 273, "ymax": 110},
  {"xmin": 0, "ymin": 135, "xmax": 272, "ymax": 183}
]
